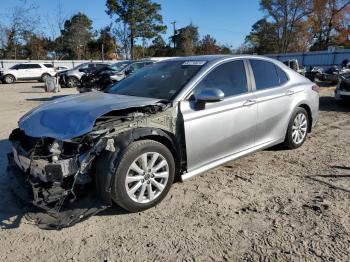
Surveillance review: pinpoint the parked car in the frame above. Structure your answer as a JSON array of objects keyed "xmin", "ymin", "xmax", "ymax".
[
  {"xmin": 8, "ymin": 55, "xmax": 319, "ymax": 228},
  {"xmin": 335, "ymin": 74, "xmax": 350, "ymax": 104},
  {"xmin": 0, "ymin": 63, "xmax": 56, "ymax": 84},
  {"xmin": 58, "ymin": 62, "xmax": 109, "ymax": 88},
  {"xmin": 283, "ymin": 59, "xmax": 305, "ymax": 75},
  {"xmin": 77, "ymin": 61, "xmax": 134, "ymax": 93},
  {"xmin": 305, "ymin": 66, "xmax": 324, "ymax": 82},
  {"xmin": 55, "ymin": 66, "xmax": 70, "ymax": 72},
  {"xmin": 109, "ymin": 60, "xmax": 155, "ymax": 82}
]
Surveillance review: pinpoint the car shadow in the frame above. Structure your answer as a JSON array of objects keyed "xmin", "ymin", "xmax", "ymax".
[
  {"xmin": 0, "ymin": 139, "xmax": 27, "ymax": 229},
  {"xmin": 0, "ymin": 138, "xmax": 129, "ymax": 229}
]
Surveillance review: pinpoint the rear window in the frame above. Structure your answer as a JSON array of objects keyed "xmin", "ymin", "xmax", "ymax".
[
  {"xmin": 276, "ymin": 66, "xmax": 288, "ymax": 85},
  {"xmin": 44, "ymin": 64, "xmax": 54, "ymax": 68},
  {"xmin": 250, "ymin": 60, "xmax": 279, "ymax": 90}
]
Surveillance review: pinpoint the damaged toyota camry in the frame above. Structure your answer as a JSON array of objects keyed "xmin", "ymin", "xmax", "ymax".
[{"xmin": 8, "ymin": 55, "xmax": 319, "ymax": 229}]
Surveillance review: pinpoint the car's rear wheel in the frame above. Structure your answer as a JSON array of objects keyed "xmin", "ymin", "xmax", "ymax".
[
  {"xmin": 66, "ymin": 76, "xmax": 79, "ymax": 88},
  {"xmin": 111, "ymin": 140, "xmax": 175, "ymax": 212},
  {"xmin": 4, "ymin": 74, "xmax": 15, "ymax": 84},
  {"xmin": 283, "ymin": 107, "xmax": 309, "ymax": 149}
]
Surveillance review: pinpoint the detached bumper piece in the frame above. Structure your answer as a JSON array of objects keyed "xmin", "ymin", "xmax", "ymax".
[{"xmin": 7, "ymin": 153, "xmax": 110, "ymax": 230}]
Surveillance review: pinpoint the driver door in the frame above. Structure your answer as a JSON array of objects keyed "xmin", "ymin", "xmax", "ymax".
[{"xmin": 180, "ymin": 60, "xmax": 257, "ymax": 172}]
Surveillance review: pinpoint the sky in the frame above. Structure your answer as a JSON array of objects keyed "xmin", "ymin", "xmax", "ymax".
[{"xmin": 0, "ymin": 0, "xmax": 263, "ymax": 48}]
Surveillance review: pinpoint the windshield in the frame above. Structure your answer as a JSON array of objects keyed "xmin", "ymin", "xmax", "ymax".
[
  {"xmin": 10, "ymin": 64, "xmax": 20, "ymax": 69},
  {"xmin": 110, "ymin": 62, "xmax": 131, "ymax": 72},
  {"xmin": 107, "ymin": 60, "xmax": 204, "ymax": 100}
]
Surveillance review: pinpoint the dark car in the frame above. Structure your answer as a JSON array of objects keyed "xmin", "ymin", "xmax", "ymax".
[
  {"xmin": 335, "ymin": 74, "xmax": 350, "ymax": 104},
  {"xmin": 77, "ymin": 61, "xmax": 133, "ymax": 93},
  {"xmin": 58, "ymin": 62, "xmax": 109, "ymax": 88}
]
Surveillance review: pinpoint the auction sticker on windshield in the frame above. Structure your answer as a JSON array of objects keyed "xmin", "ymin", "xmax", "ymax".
[{"xmin": 182, "ymin": 61, "xmax": 207, "ymax": 66}]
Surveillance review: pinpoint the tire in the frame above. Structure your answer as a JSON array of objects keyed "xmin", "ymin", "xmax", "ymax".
[
  {"xmin": 40, "ymin": 73, "xmax": 50, "ymax": 82},
  {"xmin": 283, "ymin": 107, "xmax": 309, "ymax": 149},
  {"xmin": 66, "ymin": 76, "xmax": 79, "ymax": 88},
  {"xmin": 111, "ymin": 140, "xmax": 175, "ymax": 212},
  {"xmin": 3, "ymin": 74, "xmax": 15, "ymax": 84}
]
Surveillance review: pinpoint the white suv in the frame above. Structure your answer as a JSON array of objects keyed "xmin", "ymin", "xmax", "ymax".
[{"xmin": 0, "ymin": 63, "xmax": 56, "ymax": 84}]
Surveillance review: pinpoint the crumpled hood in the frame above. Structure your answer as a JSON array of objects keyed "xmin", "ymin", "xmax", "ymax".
[{"xmin": 19, "ymin": 92, "xmax": 161, "ymax": 140}]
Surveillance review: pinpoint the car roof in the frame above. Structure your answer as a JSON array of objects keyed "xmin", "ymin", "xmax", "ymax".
[{"xmin": 164, "ymin": 54, "xmax": 284, "ymax": 63}]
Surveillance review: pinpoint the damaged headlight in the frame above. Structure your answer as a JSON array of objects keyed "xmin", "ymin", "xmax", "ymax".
[{"xmin": 49, "ymin": 140, "xmax": 63, "ymax": 162}]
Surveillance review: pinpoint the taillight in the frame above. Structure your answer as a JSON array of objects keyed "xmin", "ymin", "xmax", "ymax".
[{"xmin": 312, "ymin": 85, "xmax": 320, "ymax": 93}]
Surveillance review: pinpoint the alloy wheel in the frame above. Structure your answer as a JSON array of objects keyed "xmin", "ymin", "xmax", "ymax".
[
  {"xmin": 5, "ymin": 75, "xmax": 14, "ymax": 84},
  {"xmin": 292, "ymin": 113, "xmax": 307, "ymax": 144},
  {"xmin": 125, "ymin": 152, "xmax": 169, "ymax": 204}
]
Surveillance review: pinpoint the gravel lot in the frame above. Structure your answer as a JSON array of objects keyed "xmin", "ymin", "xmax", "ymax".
[{"xmin": 0, "ymin": 82, "xmax": 349, "ymax": 261}]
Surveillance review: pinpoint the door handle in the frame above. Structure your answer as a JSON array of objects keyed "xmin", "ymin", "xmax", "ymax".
[
  {"xmin": 243, "ymin": 99, "xmax": 256, "ymax": 106},
  {"xmin": 286, "ymin": 90, "xmax": 295, "ymax": 96}
]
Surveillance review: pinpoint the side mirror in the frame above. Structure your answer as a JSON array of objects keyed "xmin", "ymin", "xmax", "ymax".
[{"xmin": 194, "ymin": 88, "xmax": 224, "ymax": 103}]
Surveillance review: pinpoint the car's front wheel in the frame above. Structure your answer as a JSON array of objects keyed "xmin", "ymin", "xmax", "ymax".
[
  {"xmin": 283, "ymin": 107, "xmax": 309, "ymax": 149},
  {"xmin": 4, "ymin": 74, "xmax": 15, "ymax": 84},
  {"xmin": 66, "ymin": 76, "xmax": 79, "ymax": 88},
  {"xmin": 111, "ymin": 140, "xmax": 175, "ymax": 212}
]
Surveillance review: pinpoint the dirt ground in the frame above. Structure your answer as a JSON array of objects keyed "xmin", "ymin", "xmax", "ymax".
[{"xmin": 0, "ymin": 82, "xmax": 349, "ymax": 261}]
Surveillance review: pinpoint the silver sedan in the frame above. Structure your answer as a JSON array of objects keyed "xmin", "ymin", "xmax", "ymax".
[{"xmin": 10, "ymin": 55, "xmax": 319, "ymax": 218}]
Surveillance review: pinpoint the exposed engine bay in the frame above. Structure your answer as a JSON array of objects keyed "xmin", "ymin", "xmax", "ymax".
[{"xmin": 8, "ymin": 101, "xmax": 183, "ymax": 230}]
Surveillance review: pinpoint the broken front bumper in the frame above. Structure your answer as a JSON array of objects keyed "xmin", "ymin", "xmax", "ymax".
[
  {"xmin": 11, "ymin": 142, "xmax": 79, "ymax": 183},
  {"xmin": 7, "ymin": 151, "xmax": 109, "ymax": 230}
]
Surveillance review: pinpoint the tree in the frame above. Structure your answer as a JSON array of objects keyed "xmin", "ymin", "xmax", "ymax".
[
  {"xmin": 23, "ymin": 33, "xmax": 49, "ymax": 59},
  {"xmin": 260, "ymin": 0, "xmax": 313, "ymax": 53},
  {"xmin": 2, "ymin": 1, "xmax": 40, "ymax": 59},
  {"xmin": 89, "ymin": 26, "xmax": 118, "ymax": 59},
  {"xmin": 172, "ymin": 23, "xmax": 199, "ymax": 56},
  {"xmin": 106, "ymin": 0, "xmax": 167, "ymax": 59},
  {"xmin": 60, "ymin": 12, "xmax": 94, "ymax": 59},
  {"xmin": 197, "ymin": 34, "xmax": 220, "ymax": 55},
  {"xmin": 219, "ymin": 45, "xmax": 233, "ymax": 54},
  {"xmin": 245, "ymin": 18, "xmax": 279, "ymax": 54},
  {"xmin": 308, "ymin": 0, "xmax": 350, "ymax": 50},
  {"xmin": 146, "ymin": 35, "xmax": 169, "ymax": 57}
]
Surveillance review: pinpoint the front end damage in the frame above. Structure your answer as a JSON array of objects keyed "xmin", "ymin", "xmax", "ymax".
[{"xmin": 8, "ymin": 102, "xmax": 180, "ymax": 229}]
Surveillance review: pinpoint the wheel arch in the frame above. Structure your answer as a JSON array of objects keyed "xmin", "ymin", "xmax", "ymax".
[
  {"xmin": 4, "ymin": 73, "xmax": 16, "ymax": 80},
  {"xmin": 94, "ymin": 127, "xmax": 183, "ymax": 205},
  {"xmin": 131, "ymin": 127, "xmax": 183, "ymax": 181},
  {"xmin": 297, "ymin": 103, "xmax": 312, "ymax": 132}
]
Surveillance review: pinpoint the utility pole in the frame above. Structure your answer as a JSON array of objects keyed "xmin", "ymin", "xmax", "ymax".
[
  {"xmin": 101, "ymin": 43, "xmax": 104, "ymax": 61},
  {"xmin": 171, "ymin": 21, "xmax": 176, "ymax": 48}
]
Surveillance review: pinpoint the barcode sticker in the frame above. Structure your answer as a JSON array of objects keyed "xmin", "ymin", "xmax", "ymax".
[{"xmin": 182, "ymin": 61, "xmax": 207, "ymax": 66}]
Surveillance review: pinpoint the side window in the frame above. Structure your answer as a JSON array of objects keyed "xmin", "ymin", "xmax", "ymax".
[
  {"xmin": 275, "ymin": 66, "xmax": 288, "ymax": 85},
  {"xmin": 96, "ymin": 64, "xmax": 106, "ymax": 69},
  {"xmin": 17, "ymin": 64, "xmax": 26, "ymax": 69},
  {"xmin": 25, "ymin": 64, "xmax": 41, "ymax": 69},
  {"xmin": 193, "ymin": 60, "xmax": 248, "ymax": 98},
  {"xmin": 250, "ymin": 60, "xmax": 279, "ymax": 90}
]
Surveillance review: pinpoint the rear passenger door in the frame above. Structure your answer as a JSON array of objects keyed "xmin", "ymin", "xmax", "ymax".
[
  {"xmin": 181, "ymin": 60, "xmax": 258, "ymax": 171},
  {"xmin": 248, "ymin": 59, "xmax": 292, "ymax": 145},
  {"xmin": 28, "ymin": 64, "xmax": 43, "ymax": 78}
]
